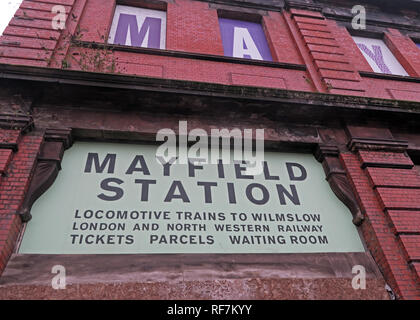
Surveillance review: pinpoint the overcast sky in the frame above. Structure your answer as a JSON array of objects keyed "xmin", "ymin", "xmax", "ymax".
[{"xmin": 0, "ymin": 0, "xmax": 23, "ymax": 35}]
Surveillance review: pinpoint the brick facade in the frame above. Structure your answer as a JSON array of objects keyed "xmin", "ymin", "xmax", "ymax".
[
  {"xmin": 0, "ymin": 0, "xmax": 420, "ymax": 299},
  {"xmin": 341, "ymin": 149, "xmax": 420, "ymax": 299},
  {"xmin": 0, "ymin": 128, "xmax": 42, "ymax": 274},
  {"xmin": 1, "ymin": 0, "xmax": 419, "ymax": 98}
]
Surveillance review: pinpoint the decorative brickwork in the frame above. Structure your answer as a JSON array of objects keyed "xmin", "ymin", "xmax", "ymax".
[
  {"xmin": 0, "ymin": 125, "xmax": 43, "ymax": 275},
  {"xmin": 341, "ymin": 141, "xmax": 420, "ymax": 299},
  {"xmin": 1, "ymin": 0, "xmax": 419, "ymax": 100}
]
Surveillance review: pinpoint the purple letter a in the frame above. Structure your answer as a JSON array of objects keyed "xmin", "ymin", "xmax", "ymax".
[{"xmin": 114, "ymin": 14, "xmax": 161, "ymax": 49}]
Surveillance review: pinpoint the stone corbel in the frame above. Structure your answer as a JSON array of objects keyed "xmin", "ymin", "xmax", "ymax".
[
  {"xmin": 18, "ymin": 128, "xmax": 72, "ymax": 222},
  {"xmin": 315, "ymin": 144, "xmax": 364, "ymax": 226}
]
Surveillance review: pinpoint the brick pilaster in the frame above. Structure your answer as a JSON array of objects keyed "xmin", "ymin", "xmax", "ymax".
[
  {"xmin": 342, "ymin": 138, "xmax": 420, "ymax": 299},
  {"xmin": 167, "ymin": 0, "xmax": 224, "ymax": 55},
  {"xmin": 385, "ymin": 28, "xmax": 420, "ymax": 78},
  {"xmin": 285, "ymin": 7, "xmax": 366, "ymax": 96},
  {"xmin": 0, "ymin": 0, "xmax": 78, "ymax": 67},
  {"xmin": 0, "ymin": 115, "xmax": 41, "ymax": 275}
]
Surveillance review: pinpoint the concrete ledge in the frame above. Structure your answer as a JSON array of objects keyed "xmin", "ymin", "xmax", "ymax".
[
  {"xmin": 0, "ymin": 278, "xmax": 389, "ymax": 300},
  {"xmin": 0, "ymin": 253, "xmax": 389, "ymax": 299}
]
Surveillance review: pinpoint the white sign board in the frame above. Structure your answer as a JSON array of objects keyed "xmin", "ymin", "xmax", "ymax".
[{"xmin": 19, "ymin": 142, "xmax": 365, "ymax": 254}]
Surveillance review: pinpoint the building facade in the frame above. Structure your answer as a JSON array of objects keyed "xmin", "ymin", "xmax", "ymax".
[{"xmin": 0, "ymin": 0, "xmax": 419, "ymax": 300}]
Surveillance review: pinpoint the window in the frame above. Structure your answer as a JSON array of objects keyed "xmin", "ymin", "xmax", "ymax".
[
  {"xmin": 352, "ymin": 36, "xmax": 408, "ymax": 76},
  {"xmin": 218, "ymin": 18, "xmax": 272, "ymax": 61},
  {"xmin": 108, "ymin": 5, "xmax": 166, "ymax": 50}
]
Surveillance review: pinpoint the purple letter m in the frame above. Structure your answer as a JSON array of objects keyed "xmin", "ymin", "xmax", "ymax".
[{"xmin": 114, "ymin": 14, "xmax": 161, "ymax": 49}]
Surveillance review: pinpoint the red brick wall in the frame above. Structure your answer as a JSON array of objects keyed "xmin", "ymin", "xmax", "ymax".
[
  {"xmin": 0, "ymin": 0, "xmax": 419, "ymax": 99},
  {"xmin": 286, "ymin": 9, "xmax": 365, "ymax": 95},
  {"xmin": 0, "ymin": 129, "xmax": 43, "ymax": 275},
  {"xmin": 385, "ymin": 29, "xmax": 420, "ymax": 78},
  {"xmin": 0, "ymin": 0, "xmax": 420, "ymax": 299}
]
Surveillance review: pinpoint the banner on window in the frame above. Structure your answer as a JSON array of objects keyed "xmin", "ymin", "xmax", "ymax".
[
  {"xmin": 219, "ymin": 18, "xmax": 273, "ymax": 61},
  {"xmin": 109, "ymin": 5, "xmax": 166, "ymax": 49}
]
